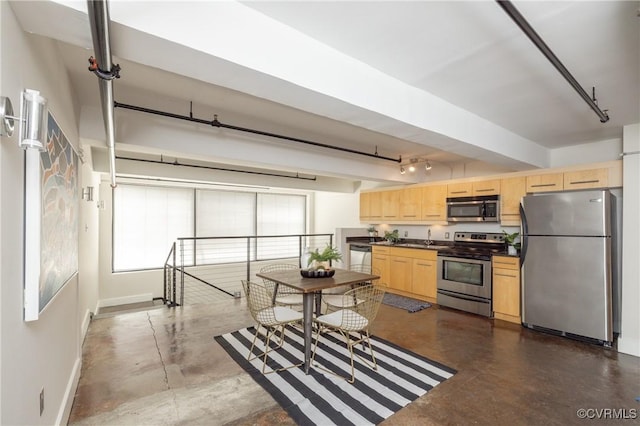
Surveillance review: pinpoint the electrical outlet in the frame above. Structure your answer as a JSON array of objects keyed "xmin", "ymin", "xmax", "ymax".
[
  {"xmin": 445, "ymin": 232, "xmax": 450, "ymax": 239},
  {"xmin": 404, "ymin": 231, "xmax": 408, "ymax": 237},
  {"xmin": 40, "ymin": 387, "xmax": 44, "ymax": 416}
]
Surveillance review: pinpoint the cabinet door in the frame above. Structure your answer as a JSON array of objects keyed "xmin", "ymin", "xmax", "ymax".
[
  {"xmin": 359, "ymin": 192, "xmax": 371, "ymax": 221},
  {"xmin": 526, "ymin": 173, "xmax": 563, "ymax": 193},
  {"xmin": 492, "ymin": 267, "xmax": 520, "ymax": 318},
  {"xmin": 500, "ymin": 176, "xmax": 526, "ymax": 225},
  {"xmin": 369, "ymin": 191, "xmax": 383, "ymax": 220},
  {"xmin": 372, "ymin": 253, "xmax": 390, "ymax": 287},
  {"xmin": 473, "ymin": 179, "xmax": 501, "ymax": 196},
  {"xmin": 492, "ymin": 256, "xmax": 521, "ymax": 323},
  {"xmin": 447, "ymin": 182, "xmax": 472, "ymax": 197},
  {"xmin": 421, "ymin": 184, "xmax": 447, "ymax": 221},
  {"xmin": 563, "ymin": 168, "xmax": 608, "ymax": 190},
  {"xmin": 382, "ymin": 190, "xmax": 400, "ymax": 220},
  {"xmin": 400, "ymin": 187, "xmax": 421, "ymax": 220},
  {"xmin": 412, "ymin": 258, "xmax": 437, "ymax": 299},
  {"xmin": 389, "ymin": 257, "xmax": 412, "ymax": 292}
]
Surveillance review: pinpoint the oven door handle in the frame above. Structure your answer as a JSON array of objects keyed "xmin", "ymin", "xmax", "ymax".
[{"xmin": 437, "ymin": 289, "xmax": 490, "ymax": 304}]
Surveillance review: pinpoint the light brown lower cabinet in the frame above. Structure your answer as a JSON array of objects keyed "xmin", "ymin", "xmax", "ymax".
[
  {"xmin": 411, "ymin": 257, "xmax": 437, "ymax": 301},
  {"xmin": 372, "ymin": 247, "xmax": 390, "ymax": 287},
  {"xmin": 373, "ymin": 247, "xmax": 437, "ymax": 303},
  {"xmin": 492, "ymin": 255, "xmax": 521, "ymax": 323}
]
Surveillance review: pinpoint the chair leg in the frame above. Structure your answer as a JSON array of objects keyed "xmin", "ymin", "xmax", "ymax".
[
  {"xmin": 248, "ymin": 323, "xmax": 302, "ymax": 374},
  {"xmin": 311, "ymin": 325, "xmax": 358, "ymax": 383}
]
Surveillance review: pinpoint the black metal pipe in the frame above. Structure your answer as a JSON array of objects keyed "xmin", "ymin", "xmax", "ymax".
[
  {"xmin": 496, "ymin": 0, "xmax": 610, "ymax": 123},
  {"xmin": 114, "ymin": 101, "xmax": 402, "ymax": 163},
  {"xmin": 115, "ymin": 155, "xmax": 317, "ymax": 181}
]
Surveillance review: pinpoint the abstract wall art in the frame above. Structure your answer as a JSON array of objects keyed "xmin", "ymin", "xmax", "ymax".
[{"xmin": 24, "ymin": 112, "xmax": 79, "ymax": 321}]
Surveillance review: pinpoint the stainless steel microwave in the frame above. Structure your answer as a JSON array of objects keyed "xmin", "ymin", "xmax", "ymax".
[{"xmin": 446, "ymin": 195, "xmax": 500, "ymax": 222}]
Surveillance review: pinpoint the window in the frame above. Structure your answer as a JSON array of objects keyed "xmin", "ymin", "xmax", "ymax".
[
  {"xmin": 113, "ymin": 185, "xmax": 194, "ymax": 271},
  {"xmin": 112, "ymin": 184, "xmax": 307, "ymax": 271},
  {"xmin": 195, "ymin": 190, "xmax": 255, "ymax": 264},
  {"xmin": 256, "ymin": 193, "xmax": 306, "ymax": 259}
]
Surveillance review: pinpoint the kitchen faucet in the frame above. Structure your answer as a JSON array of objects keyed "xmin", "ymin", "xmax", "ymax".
[{"xmin": 425, "ymin": 228, "xmax": 433, "ymax": 246}]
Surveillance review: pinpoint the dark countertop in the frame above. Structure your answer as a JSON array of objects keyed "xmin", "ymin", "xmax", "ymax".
[
  {"xmin": 347, "ymin": 237, "xmax": 454, "ymax": 250},
  {"xmin": 346, "ymin": 237, "xmax": 520, "ymax": 258}
]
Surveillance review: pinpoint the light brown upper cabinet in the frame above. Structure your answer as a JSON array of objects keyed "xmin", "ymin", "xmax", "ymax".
[
  {"xmin": 500, "ymin": 176, "xmax": 526, "ymax": 225},
  {"xmin": 369, "ymin": 191, "xmax": 383, "ymax": 220},
  {"xmin": 526, "ymin": 173, "xmax": 564, "ymax": 193},
  {"xmin": 472, "ymin": 179, "xmax": 501, "ymax": 196},
  {"xmin": 563, "ymin": 168, "xmax": 608, "ymax": 190},
  {"xmin": 359, "ymin": 192, "xmax": 371, "ymax": 221},
  {"xmin": 421, "ymin": 184, "xmax": 448, "ymax": 222},
  {"xmin": 382, "ymin": 190, "xmax": 400, "ymax": 221},
  {"xmin": 447, "ymin": 182, "xmax": 472, "ymax": 197},
  {"xmin": 400, "ymin": 187, "xmax": 422, "ymax": 220},
  {"xmin": 448, "ymin": 180, "xmax": 500, "ymax": 197}
]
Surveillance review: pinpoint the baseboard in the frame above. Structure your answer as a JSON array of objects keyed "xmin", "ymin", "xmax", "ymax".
[
  {"xmin": 80, "ymin": 308, "xmax": 92, "ymax": 342},
  {"xmin": 617, "ymin": 335, "xmax": 640, "ymax": 358},
  {"xmin": 56, "ymin": 356, "xmax": 81, "ymax": 426},
  {"xmin": 97, "ymin": 293, "xmax": 153, "ymax": 309}
]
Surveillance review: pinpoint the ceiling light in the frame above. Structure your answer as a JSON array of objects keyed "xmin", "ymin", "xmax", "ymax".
[
  {"xmin": 408, "ymin": 164, "xmax": 416, "ymax": 173},
  {"xmin": 425, "ymin": 161, "xmax": 432, "ymax": 171},
  {"xmin": 400, "ymin": 166, "xmax": 406, "ymax": 174}
]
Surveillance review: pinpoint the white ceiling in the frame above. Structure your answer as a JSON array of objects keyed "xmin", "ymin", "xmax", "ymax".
[{"xmin": 9, "ymin": 0, "xmax": 640, "ymax": 187}]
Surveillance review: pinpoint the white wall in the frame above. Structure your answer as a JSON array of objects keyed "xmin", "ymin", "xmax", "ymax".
[
  {"xmin": 96, "ymin": 180, "xmax": 165, "ymax": 305},
  {"xmin": 313, "ymin": 191, "xmax": 362, "ymax": 233},
  {"xmin": 550, "ymin": 138, "xmax": 623, "ymax": 168},
  {"xmin": 0, "ymin": 4, "xmax": 97, "ymax": 424},
  {"xmin": 618, "ymin": 124, "xmax": 640, "ymax": 357},
  {"xmin": 78, "ymin": 149, "xmax": 101, "ymax": 335}
]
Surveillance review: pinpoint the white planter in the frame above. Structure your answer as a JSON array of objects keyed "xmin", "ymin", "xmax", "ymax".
[{"xmin": 508, "ymin": 245, "xmax": 517, "ymax": 256}]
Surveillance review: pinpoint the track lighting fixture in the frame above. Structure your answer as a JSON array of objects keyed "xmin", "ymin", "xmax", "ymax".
[{"xmin": 399, "ymin": 157, "xmax": 433, "ymax": 175}]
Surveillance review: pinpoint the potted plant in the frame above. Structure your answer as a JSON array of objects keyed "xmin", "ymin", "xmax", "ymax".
[
  {"xmin": 503, "ymin": 231, "xmax": 521, "ymax": 255},
  {"xmin": 307, "ymin": 245, "xmax": 343, "ymax": 270},
  {"xmin": 384, "ymin": 229, "xmax": 400, "ymax": 244},
  {"xmin": 367, "ymin": 226, "xmax": 377, "ymax": 238}
]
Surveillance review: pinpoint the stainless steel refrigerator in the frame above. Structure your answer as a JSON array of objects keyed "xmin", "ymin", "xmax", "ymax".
[{"xmin": 520, "ymin": 189, "xmax": 619, "ymax": 344}]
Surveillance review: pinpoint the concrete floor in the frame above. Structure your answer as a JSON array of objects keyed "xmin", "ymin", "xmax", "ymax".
[{"xmin": 69, "ymin": 299, "xmax": 639, "ymax": 425}]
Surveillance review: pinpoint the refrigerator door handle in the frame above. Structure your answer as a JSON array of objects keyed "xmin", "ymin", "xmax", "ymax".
[{"xmin": 519, "ymin": 202, "xmax": 528, "ymax": 265}]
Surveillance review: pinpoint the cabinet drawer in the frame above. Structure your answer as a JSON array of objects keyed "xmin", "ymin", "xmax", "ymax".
[
  {"xmin": 390, "ymin": 247, "xmax": 437, "ymax": 260},
  {"xmin": 372, "ymin": 246, "xmax": 390, "ymax": 254},
  {"xmin": 563, "ymin": 168, "xmax": 608, "ymax": 190},
  {"xmin": 493, "ymin": 255, "xmax": 519, "ymax": 270}
]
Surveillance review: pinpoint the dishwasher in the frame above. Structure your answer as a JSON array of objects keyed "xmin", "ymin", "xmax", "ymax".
[{"xmin": 349, "ymin": 244, "xmax": 372, "ymax": 271}]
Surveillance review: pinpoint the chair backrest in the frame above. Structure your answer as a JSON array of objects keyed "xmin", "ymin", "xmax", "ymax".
[
  {"xmin": 349, "ymin": 264, "xmax": 380, "ymax": 285},
  {"xmin": 259, "ymin": 263, "xmax": 298, "ymax": 273},
  {"xmin": 242, "ymin": 280, "xmax": 277, "ymax": 324},
  {"xmin": 259, "ymin": 263, "xmax": 299, "ymax": 295},
  {"xmin": 339, "ymin": 284, "xmax": 386, "ymax": 330},
  {"xmin": 349, "ymin": 264, "xmax": 371, "ymax": 274}
]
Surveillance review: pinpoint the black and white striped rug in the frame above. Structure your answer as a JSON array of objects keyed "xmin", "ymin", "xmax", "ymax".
[{"xmin": 214, "ymin": 326, "xmax": 456, "ymax": 425}]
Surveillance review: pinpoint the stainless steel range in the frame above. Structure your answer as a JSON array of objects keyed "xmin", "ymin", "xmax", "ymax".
[{"xmin": 436, "ymin": 232, "xmax": 507, "ymax": 317}]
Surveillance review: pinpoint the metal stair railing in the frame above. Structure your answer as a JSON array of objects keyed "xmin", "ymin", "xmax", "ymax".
[{"xmin": 163, "ymin": 234, "xmax": 334, "ymax": 307}]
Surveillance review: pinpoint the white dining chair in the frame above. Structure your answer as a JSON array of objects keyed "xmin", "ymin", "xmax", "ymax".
[
  {"xmin": 311, "ymin": 284, "xmax": 386, "ymax": 383},
  {"xmin": 242, "ymin": 279, "xmax": 303, "ymax": 374}
]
